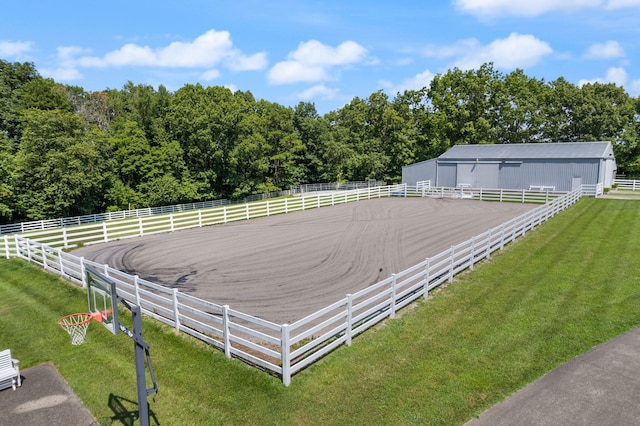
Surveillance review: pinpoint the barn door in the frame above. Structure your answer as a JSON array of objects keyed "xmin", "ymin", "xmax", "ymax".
[
  {"xmin": 456, "ymin": 163, "xmax": 474, "ymax": 187},
  {"xmin": 572, "ymin": 177, "xmax": 582, "ymax": 190},
  {"xmin": 475, "ymin": 163, "xmax": 499, "ymax": 189}
]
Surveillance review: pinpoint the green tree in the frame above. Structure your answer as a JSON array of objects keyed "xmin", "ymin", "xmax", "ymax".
[
  {"xmin": 20, "ymin": 78, "xmax": 74, "ymax": 112},
  {"xmin": 325, "ymin": 96, "xmax": 390, "ymax": 181},
  {"xmin": 0, "ymin": 134, "xmax": 14, "ymax": 221},
  {"xmin": 13, "ymin": 109, "xmax": 109, "ymax": 219},
  {"xmin": 0, "ymin": 60, "xmax": 40, "ymax": 141},
  {"xmin": 167, "ymin": 84, "xmax": 251, "ymax": 197},
  {"xmin": 428, "ymin": 64, "xmax": 501, "ymax": 147},
  {"xmin": 494, "ymin": 70, "xmax": 549, "ymax": 144},
  {"xmin": 254, "ymin": 100, "xmax": 304, "ymax": 189},
  {"xmin": 293, "ymin": 102, "xmax": 330, "ymax": 183}
]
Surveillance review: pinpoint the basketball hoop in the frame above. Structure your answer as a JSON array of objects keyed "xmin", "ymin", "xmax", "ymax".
[{"xmin": 58, "ymin": 312, "xmax": 103, "ymax": 345}]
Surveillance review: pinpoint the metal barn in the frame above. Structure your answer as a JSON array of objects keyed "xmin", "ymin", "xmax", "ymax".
[{"xmin": 402, "ymin": 142, "xmax": 617, "ymax": 191}]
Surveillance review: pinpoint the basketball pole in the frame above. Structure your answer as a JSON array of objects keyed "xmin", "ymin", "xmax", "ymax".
[{"xmin": 117, "ymin": 296, "xmax": 158, "ymax": 426}]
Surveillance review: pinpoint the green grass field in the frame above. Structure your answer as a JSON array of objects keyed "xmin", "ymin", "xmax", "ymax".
[{"xmin": 1, "ymin": 198, "xmax": 640, "ymax": 425}]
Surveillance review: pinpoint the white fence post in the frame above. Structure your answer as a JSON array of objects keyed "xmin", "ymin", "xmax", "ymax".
[
  {"xmin": 42, "ymin": 245, "xmax": 48, "ymax": 270},
  {"xmin": 134, "ymin": 275, "xmax": 141, "ymax": 306},
  {"xmin": 62, "ymin": 227, "xmax": 68, "ymax": 249},
  {"xmin": 3, "ymin": 235, "xmax": 8, "ymax": 259},
  {"xmin": 103, "ymin": 222, "xmax": 108, "ymax": 242},
  {"xmin": 80, "ymin": 257, "xmax": 86, "ymax": 288},
  {"xmin": 223, "ymin": 305, "xmax": 231, "ymax": 358},
  {"xmin": 281, "ymin": 324, "xmax": 291, "ymax": 386},
  {"xmin": 424, "ymin": 258, "xmax": 430, "ymax": 299},
  {"xmin": 170, "ymin": 212, "xmax": 175, "ymax": 232},
  {"xmin": 198, "ymin": 209, "xmax": 203, "ymax": 227},
  {"xmin": 346, "ymin": 294, "xmax": 353, "ymax": 346},
  {"xmin": 470, "ymin": 237, "xmax": 475, "ymax": 271},
  {"xmin": 173, "ymin": 288, "xmax": 180, "ymax": 333},
  {"xmin": 448, "ymin": 246, "xmax": 454, "ymax": 283},
  {"xmin": 390, "ymin": 274, "xmax": 397, "ymax": 319},
  {"xmin": 485, "ymin": 229, "xmax": 492, "ymax": 259},
  {"xmin": 138, "ymin": 217, "xmax": 143, "ymax": 236},
  {"xmin": 57, "ymin": 248, "xmax": 65, "ymax": 277}
]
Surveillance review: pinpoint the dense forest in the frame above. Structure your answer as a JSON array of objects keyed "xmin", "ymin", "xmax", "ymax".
[{"xmin": 1, "ymin": 60, "xmax": 639, "ymax": 224}]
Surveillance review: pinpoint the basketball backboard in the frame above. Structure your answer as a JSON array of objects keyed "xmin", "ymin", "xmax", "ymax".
[{"xmin": 85, "ymin": 265, "xmax": 120, "ymax": 335}]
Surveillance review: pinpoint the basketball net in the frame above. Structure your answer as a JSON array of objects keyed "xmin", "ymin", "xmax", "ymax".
[{"xmin": 58, "ymin": 312, "xmax": 103, "ymax": 345}]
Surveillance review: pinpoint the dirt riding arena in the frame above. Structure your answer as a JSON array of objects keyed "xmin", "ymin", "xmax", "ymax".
[{"xmin": 73, "ymin": 198, "xmax": 535, "ymax": 324}]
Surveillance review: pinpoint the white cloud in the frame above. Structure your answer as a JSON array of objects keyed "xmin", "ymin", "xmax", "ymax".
[
  {"xmin": 200, "ymin": 69, "xmax": 221, "ymax": 80},
  {"xmin": 605, "ymin": 0, "xmax": 640, "ymax": 9},
  {"xmin": 39, "ymin": 67, "xmax": 83, "ymax": 81},
  {"xmin": 380, "ymin": 69, "xmax": 435, "ymax": 94},
  {"xmin": 454, "ymin": 0, "xmax": 601, "ymax": 17},
  {"xmin": 631, "ymin": 79, "xmax": 640, "ymax": 94},
  {"xmin": 268, "ymin": 40, "xmax": 367, "ymax": 85},
  {"xmin": 578, "ymin": 66, "xmax": 628, "ymax": 86},
  {"xmin": 227, "ymin": 52, "xmax": 268, "ymax": 71},
  {"xmin": 70, "ymin": 29, "xmax": 266, "ymax": 71},
  {"xmin": 268, "ymin": 61, "xmax": 327, "ymax": 84},
  {"xmin": 292, "ymin": 84, "xmax": 340, "ymax": 100},
  {"xmin": 424, "ymin": 33, "xmax": 552, "ymax": 70},
  {"xmin": 0, "ymin": 40, "xmax": 33, "ymax": 57},
  {"xmin": 583, "ymin": 41, "xmax": 625, "ymax": 59},
  {"xmin": 289, "ymin": 40, "xmax": 367, "ymax": 66}
]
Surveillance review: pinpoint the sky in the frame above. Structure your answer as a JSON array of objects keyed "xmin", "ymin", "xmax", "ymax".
[{"xmin": 2, "ymin": 0, "xmax": 640, "ymax": 114}]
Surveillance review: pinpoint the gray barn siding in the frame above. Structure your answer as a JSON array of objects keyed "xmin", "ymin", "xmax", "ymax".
[
  {"xmin": 501, "ymin": 159, "xmax": 599, "ymax": 191},
  {"xmin": 402, "ymin": 159, "xmax": 437, "ymax": 186},
  {"xmin": 401, "ymin": 142, "xmax": 615, "ymax": 191}
]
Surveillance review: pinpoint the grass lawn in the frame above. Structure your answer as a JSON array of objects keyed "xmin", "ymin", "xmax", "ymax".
[{"xmin": 1, "ymin": 197, "xmax": 639, "ymax": 425}]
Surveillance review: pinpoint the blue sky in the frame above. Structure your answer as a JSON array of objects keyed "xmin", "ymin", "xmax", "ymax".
[{"xmin": 2, "ymin": 0, "xmax": 640, "ymax": 114}]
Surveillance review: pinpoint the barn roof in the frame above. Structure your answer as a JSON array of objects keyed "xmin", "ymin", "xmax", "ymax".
[{"xmin": 438, "ymin": 142, "xmax": 614, "ymax": 161}]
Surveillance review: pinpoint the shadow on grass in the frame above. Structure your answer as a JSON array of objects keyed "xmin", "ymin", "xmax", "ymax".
[{"xmin": 108, "ymin": 393, "xmax": 160, "ymax": 426}]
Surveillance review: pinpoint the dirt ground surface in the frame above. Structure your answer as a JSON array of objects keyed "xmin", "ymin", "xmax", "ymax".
[{"xmin": 73, "ymin": 198, "xmax": 535, "ymax": 324}]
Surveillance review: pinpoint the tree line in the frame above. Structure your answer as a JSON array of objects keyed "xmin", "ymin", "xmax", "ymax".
[{"xmin": 1, "ymin": 60, "xmax": 639, "ymax": 223}]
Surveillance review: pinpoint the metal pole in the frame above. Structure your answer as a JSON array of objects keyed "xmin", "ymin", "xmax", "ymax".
[
  {"xmin": 131, "ymin": 305, "xmax": 150, "ymax": 426},
  {"xmin": 117, "ymin": 297, "xmax": 157, "ymax": 426}
]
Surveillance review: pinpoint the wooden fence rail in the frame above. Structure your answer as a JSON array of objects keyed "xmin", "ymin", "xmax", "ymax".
[{"xmin": 6, "ymin": 185, "xmax": 584, "ymax": 385}]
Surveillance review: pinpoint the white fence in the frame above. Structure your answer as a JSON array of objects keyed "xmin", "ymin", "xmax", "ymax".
[
  {"xmin": 615, "ymin": 179, "xmax": 640, "ymax": 191},
  {"xmin": 0, "ymin": 181, "xmax": 384, "ymax": 236},
  {"xmin": 0, "ymin": 185, "xmax": 569, "ymax": 258},
  {"xmin": 0, "ymin": 199, "xmax": 231, "ymax": 236},
  {"xmin": 5, "ymin": 185, "xmax": 585, "ymax": 385}
]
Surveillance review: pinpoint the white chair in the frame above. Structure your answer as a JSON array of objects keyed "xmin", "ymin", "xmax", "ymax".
[{"xmin": 0, "ymin": 349, "xmax": 21, "ymax": 391}]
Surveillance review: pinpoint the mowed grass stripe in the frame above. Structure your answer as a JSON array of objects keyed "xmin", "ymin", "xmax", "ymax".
[{"xmin": 1, "ymin": 198, "xmax": 639, "ymax": 425}]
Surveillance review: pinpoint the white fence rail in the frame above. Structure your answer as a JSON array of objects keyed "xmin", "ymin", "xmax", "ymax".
[
  {"xmin": 0, "ymin": 199, "xmax": 231, "ymax": 236},
  {"xmin": 0, "ymin": 181, "xmax": 384, "ymax": 236},
  {"xmin": 615, "ymin": 179, "xmax": 640, "ymax": 191},
  {"xmin": 6, "ymin": 185, "xmax": 585, "ymax": 385},
  {"xmin": 0, "ymin": 185, "xmax": 570, "ymax": 259}
]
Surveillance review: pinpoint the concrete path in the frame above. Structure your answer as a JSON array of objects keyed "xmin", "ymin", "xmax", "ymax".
[
  {"xmin": 467, "ymin": 327, "xmax": 640, "ymax": 425},
  {"xmin": 0, "ymin": 363, "xmax": 97, "ymax": 426}
]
